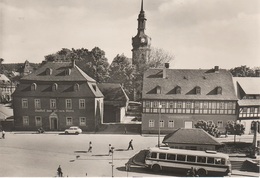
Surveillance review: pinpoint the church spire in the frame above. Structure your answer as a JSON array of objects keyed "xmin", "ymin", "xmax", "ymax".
[
  {"xmin": 138, "ymin": 0, "xmax": 146, "ymax": 32},
  {"xmin": 141, "ymin": 0, "xmax": 144, "ymax": 12}
]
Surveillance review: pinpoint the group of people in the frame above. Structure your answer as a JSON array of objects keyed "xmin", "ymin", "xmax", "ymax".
[{"xmin": 86, "ymin": 139, "xmax": 134, "ymax": 155}]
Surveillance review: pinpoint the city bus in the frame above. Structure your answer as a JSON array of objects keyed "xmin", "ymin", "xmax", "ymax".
[{"xmin": 145, "ymin": 147, "xmax": 231, "ymax": 176}]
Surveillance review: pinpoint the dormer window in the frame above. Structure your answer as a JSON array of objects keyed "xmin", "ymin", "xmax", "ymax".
[
  {"xmin": 92, "ymin": 84, "xmax": 96, "ymax": 92},
  {"xmin": 156, "ymin": 86, "xmax": 161, "ymax": 94},
  {"xmin": 52, "ymin": 83, "xmax": 58, "ymax": 91},
  {"xmin": 176, "ymin": 86, "xmax": 181, "ymax": 94},
  {"xmin": 45, "ymin": 68, "xmax": 52, "ymax": 75},
  {"xmin": 74, "ymin": 83, "xmax": 80, "ymax": 91},
  {"xmin": 65, "ymin": 69, "xmax": 71, "ymax": 76},
  {"xmin": 195, "ymin": 86, "xmax": 201, "ymax": 95},
  {"xmin": 31, "ymin": 83, "xmax": 37, "ymax": 91},
  {"xmin": 217, "ymin": 86, "xmax": 222, "ymax": 95}
]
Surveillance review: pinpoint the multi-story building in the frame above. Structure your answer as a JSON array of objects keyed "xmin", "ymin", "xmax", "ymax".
[
  {"xmin": 12, "ymin": 61, "xmax": 104, "ymax": 131},
  {"xmin": 141, "ymin": 64, "xmax": 238, "ymax": 134},
  {"xmin": 0, "ymin": 74, "xmax": 16, "ymax": 102},
  {"xmin": 233, "ymin": 77, "xmax": 260, "ymax": 134}
]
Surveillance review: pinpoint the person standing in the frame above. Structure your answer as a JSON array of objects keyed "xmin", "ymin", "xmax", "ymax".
[
  {"xmin": 2, "ymin": 130, "xmax": 5, "ymax": 139},
  {"xmin": 57, "ymin": 165, "xmax": 63, "ymax": 177},
  {"xmin": 127, "ymin": 139, "xmax": 133, "ymax": 150},
  {"xmin": 87, "ymin": 141, "xmax": 92, "ymax": 153}
]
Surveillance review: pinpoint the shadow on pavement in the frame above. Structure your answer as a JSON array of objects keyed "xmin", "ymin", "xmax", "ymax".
[
  {"xmin": 74, "ymin": 151, "xmax": 87, "ymax": 153},
  {"xmin": 115, "ymin": 148, "xmax": 128, "ymax": 151}
]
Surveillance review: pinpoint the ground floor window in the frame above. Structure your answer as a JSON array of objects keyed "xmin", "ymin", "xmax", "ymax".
[
  {"xmin": 168, "ymin": 120, "xmax": 174, "ymax": 128},
  {"xmin": 149, "ymin": 120, "xmax": 154, "ymax": 127},
  {"xmin": 23, "ymin": 116, "xmax": 29, "ymax": 126},
  {"xmin": 66, "ymin": 117, "xmax": 73, "ymax": 126},
  {"xmin": 35, "ymin": 116, "xmax": 42, "ymax": 126},
  {"xmin": 159, "ymin": 120, "xmax": 164, "ymax": 127},
  {"xmin": 79, "ymin": 117, "xmax": 86, "ymax": 126}
]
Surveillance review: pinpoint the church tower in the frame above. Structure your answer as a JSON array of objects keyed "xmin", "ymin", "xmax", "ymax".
[
  {"xmin": 132, "ymin": 0, "xmax": 151, "ymax": 70},
  {"xmin": 132, "ymin": 0, "xmax": 151, "ymax": 101}
]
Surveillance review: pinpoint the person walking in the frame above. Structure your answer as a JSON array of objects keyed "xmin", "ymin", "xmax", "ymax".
[
  {"xmin": 127, "ymin": 139, "xmax": 133, "ymax": 150},
  {"xmin": 87, "ymin": 141, "xmax": 92, "ymax": 153},
  {"xmin": 2, "ymin": 130, "xmax": 5, "ymax": 139},
  {"xmin": 108, "ymin": 144, "xmax": 113, "ymax": 156},
  {"xmin": 57, "ymin": 165, "xmax": 63, "ymax": 177}
]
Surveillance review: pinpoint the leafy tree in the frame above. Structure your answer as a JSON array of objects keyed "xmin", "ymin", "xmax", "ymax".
[
  {"xmin": 225, "ymin": 121, "xmax": 245, "ymax": 143},
  {"xmin": 229, "ymin": 65, "xmax": 259, "ymax": 77},
  {"xmin": 0, "ymin": 58, "xmax": 4, "ymax": 73},
  {"xmin": 194, "ymin": 120, "xmax": 221, "ymax": 138},
  {"xmin": 108, "ymin": 54, "xmax": 134, "ymax": 99}
]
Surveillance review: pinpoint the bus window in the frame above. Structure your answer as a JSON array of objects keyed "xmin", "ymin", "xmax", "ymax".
[
  {"xmin": 187, "ymin": 155, "xmax": 196, "ymax": 162},
  {"xmin": 151, "ymin": 152, "xmax": 157, "ymax": 159},
  {"xmin": 159, "ymin": 153, "xmax": 166, "ymax": 160},
  {"xmin": 167, "ymin": 154, "xmax": 176, "ymax": 161},
  {"xmin": 215, "ymin": 158, "xmax": 225, "ymax": 165},
  {"xmin": 197, "ymin": 156, "xmax": 206, "ymax": 163},
  {"xmin": 207, "ymin": 157, "xmax": 214, "ymax": 164},
  {"xmin": 177, "ymin": 154, "xmax": 186, "ymax": 161},
  {"xmin": 221, "ymin": 158, "xmax": 226, "ymax": 165}
]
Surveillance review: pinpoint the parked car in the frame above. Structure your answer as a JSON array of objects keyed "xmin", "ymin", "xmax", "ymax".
[{"xmin": 64, "ymin": 126, "xmax": 82, "ymax": 135}]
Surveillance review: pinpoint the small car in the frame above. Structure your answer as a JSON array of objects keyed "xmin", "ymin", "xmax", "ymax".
[{"xmin": 64, "ymin": 126, "xmax": 82, "ymax": 135}]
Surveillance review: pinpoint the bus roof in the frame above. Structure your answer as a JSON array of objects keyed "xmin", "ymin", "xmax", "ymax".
[{"xmin": 148, "ymin": 147, "xmax": 229, "ymax": 159}]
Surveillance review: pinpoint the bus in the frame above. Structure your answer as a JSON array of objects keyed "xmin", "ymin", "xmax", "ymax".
[{"xmin": 145, "ymin": 147, "xmax": 231, "ymax": 176}]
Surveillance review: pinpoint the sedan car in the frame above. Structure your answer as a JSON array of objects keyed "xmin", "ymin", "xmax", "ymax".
[{"xmin": 64, "ymin": 126, "xmax": 82, "ymax": 135}]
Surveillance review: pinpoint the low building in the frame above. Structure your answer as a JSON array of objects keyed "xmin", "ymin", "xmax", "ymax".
[
  {"xmin": 142, "ymin": 65, "xmax": 238, "ymax": 134},
  {"xmin": 12, "ymin": 61, "xmax": 104, "ymax": 131},
  {"xmin": 233, "ymin": 77, "xmax": 260, "ymax": 134},
  {"xmin": 0, "ymin": 74, "xmax": 16, "ymax": 102},
  {"xmin": 162, "ymin": 128, "xmax": 222, "ymax": 151},
  {"xmin": 97, "ymin": 83, "xmax": 129, "ymax": 123}
]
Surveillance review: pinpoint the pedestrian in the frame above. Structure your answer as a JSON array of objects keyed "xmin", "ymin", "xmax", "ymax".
[
  {"xmin": 2, "ymin": 130, "xmax": 5, "ymax": 139},
  {"xmin": 108, "ymin": 144, "xmax": 113, "ymax": 156},
  {"xmin": 87, "ymin": 141, "xmax": 92, "ymax": 153},
  {"xmin": 57, "ymin": 165, "xmax": 63, "ymax": 177},
  {"xmin": 127, "ymin": 139, "xmax": 134, "ymax": 150}
]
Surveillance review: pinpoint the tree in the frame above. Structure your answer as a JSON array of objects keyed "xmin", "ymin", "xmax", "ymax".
[
  {"xmin": 194, "ymin": 120, "xmax": 221, "ymax": 138},
  {"xmin": 229, "ymin": 65, "xmax": 259, "ymax": 77},
  {"xmin": 0, "ymin": 58, "xmax": 4, "ymax": 73},
  {"xmin": 108, "ymin": 54, "xmax": 134, "ymax": 99},
  {"xmin": 225, "ymin": 121, "xmax": 245, "ymax": 143}
]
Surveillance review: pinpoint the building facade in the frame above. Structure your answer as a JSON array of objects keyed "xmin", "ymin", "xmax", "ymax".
[
  {"xmin": 12, "ymin": 61, "xmax": 104, "ymax": 131},
  {"xmin": 142, "ymin": 65, "xmax": 238, "ymax": 134},
  {"xmin": 0, "ymin": 74, "xmax": 16, "ymax": 102},
  {"xmin": 233, "ymin": 77, "xmax": 260, "ymax": 134},
  {"xmin": 132, "ymin": 0, "xmax": 151, "ymax": 101}
]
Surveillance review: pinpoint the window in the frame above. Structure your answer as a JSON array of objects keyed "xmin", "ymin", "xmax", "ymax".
[
  {"xmin": 176, "ymin": 86, "xmax": 181, "ymax": 94},
  {"xmin": 65, "ymin": 68, "xmax": 71, "ymax": 75},
  {"xmin": 243, "ymin": 107, "xmax": 247, "ymax": 113},
  {"xmin": 159, "ymin": 120, "xmax": 164, "ymax": 127},
  {"xmin": 79, "ymin": 99, "xmax": 85, "ymax": 109},
  {"xmin": 186, "ymin": 102, "xmax": 191, "ymax": 108},
  {"xmin": 187, "ymin": 155, "xmax": 196, "ymax": 162},
  {"xmin": 149, "ymin": 120, "xmax": 154, "ymax": 127},
  {"xmin": 151, "ymin": 152, "xmax": 157, "ymax": 159},
  {"xmin": 203, "ymin": 102, "xmax": 208, "ymax": 109},
  {"xmin": 194, "ymin": 102, "xmax": 200, "ymax": 109},
  {"xmin": 219, "ymin": 102, "xmax": 225, "ymax": 109},
  {"xmin": 161, "ymin": 101, "xmax": 166, "ymax": 108},
  {"xmin": 212, "ymin": 102, "xmax": 216, "ymax": 109},
  {"xmin": 250, "ymin": 107, "xmax": 255, "ymax": 113},
  {"xmin": 23, "ymin": 116, "xmax": 29, "ymax": 126},
  {"xmin": 66, "ymin": 99, "xmax": 72, "ymax": 109},
  {"xmin": 227, "ymin": 102, "xmax": 233, "ymax": 109},
  {"xmin": 195, "ymin": 86, "xmax": 201, "ymax": 94},
  {"xmin": 167, "ymin": 154, "xmax": 176, "ymax": 160},
  {"xmin": 79, "ymin": 117, "xmax": 86, "ymax": 126},
  {"xmin": 46, "ymin": 68, "xmax": 52, "ymax": 75},
  {"xmin": 34, "ymin": 99, "xmax": 41, "ymax": 109},
  {"xmin": 35, "ymin": 116, "xmax": 42, "ymax": 126},
  {"xmin": 177, "ymin": 155, "xmax": 186, "ymax": 161},
  {"xmin": 217, "ymin": 87, "xmax": 222, "ymax": 95},
  {"xmin": 169, "ymin": 102, "xmax": 174, "ymax": 108},
  {"xmin": 217, "ymin": 120, "xmax": 223, "ymax": 128},
  {"xmin": 52, "ymin": 83, "xmax": 58, "ymax": 91},
  {"xmin": 50, "ymin": 99, "xmax": 56, "ymax": 109},
  {"xmin": 74, "ymin": 83, "xmax": 80, "ymax": 91},
  {"xmin": 156, "ymin": 86, "xmax": 161, "ymax": 94},
  {"xmin": 197, "ymin": 156, "xmax": 206, "ymax": 163},
  {"xmin": 168, "ymin": 120, "xmax": 174, "ymax": 128},
  {"xmin": 22, "ymin": 98, "xmax": 28, "ymax": 108},
  {"xmin": 177, "ymin": 101, "xmax": 182, "ymax": 108},
  {"xmin": 159, "ymin": 153, "xmax": 166, "ymax": 160},
  {"xmin": 66, "ymin": 117, "xmax": 73, "ymax": 126},
  {"xmin": 207, "ymin": 157, "xmax": 215, "ymax": 164},
  {"xmin": 145, "ymin": 101, "xmax": 150, "ymax": 108},
  {"xmin": 31, "ymin": 83, "xmax": 37, "ymax": 91},
  {"xmin": 92, "ymin": 84, "xmax": 96, "ymax": 91}
]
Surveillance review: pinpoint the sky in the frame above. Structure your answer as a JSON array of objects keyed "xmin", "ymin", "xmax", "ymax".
[{"xmin": 0, "ymin": 0, "xmax": 259, "ymax": 69}]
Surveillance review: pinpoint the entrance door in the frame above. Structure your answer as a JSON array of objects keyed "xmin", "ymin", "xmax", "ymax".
[
  {"xmin": 50, "ymin": 117, "xmax": 58, "ymax": 130},
  {"xmin": 184, "ymin": 121, "xmax": 193, "ymax": 128}
]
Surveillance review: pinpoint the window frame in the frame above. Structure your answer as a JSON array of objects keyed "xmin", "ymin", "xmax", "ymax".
[
  {"xmin": 34, "ymin": 99, "xmax": 41, "ymax": 109},
  {"xmin": 22, "ymin": 98, "xmax": 28, "ymax": 108},
  {"xmin": 23, "ymin": 116, "xmax": 29, "ymax": 126},
  {"xmin": 79, "ymin": 99, "xmax": 85, "ymax": 109},
  {"xmin": 66, "ymin": 117, "xmax": 73, "ymax": 126},
  {"xmin": 79, "ymin": 117, "xmax": 86, "ymax": 126},
  {"xmin": 66, "ymin": 99, "xmax": 72, "ymax": 109},
  {"xmin": 35, "ymin": 116, "xmax": 42, "ymax": 127}
]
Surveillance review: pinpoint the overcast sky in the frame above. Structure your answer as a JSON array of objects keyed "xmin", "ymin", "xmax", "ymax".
[{"xmin": 0, "ymin": 0, "xmax": 259, "ymax": 69}]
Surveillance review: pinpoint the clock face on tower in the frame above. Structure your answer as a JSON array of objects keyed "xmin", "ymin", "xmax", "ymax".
[{"xmin": 141, "ymin": 38, "xmax": 145, "ymax": 43}]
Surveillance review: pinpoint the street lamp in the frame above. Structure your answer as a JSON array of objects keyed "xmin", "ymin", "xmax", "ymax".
[
  {"xmin": 111, "ymin": 146, "xmax": 115, "ymax": 177},
  {"xmin": 158, "ymin": 104, "xmax": 162, "ymax": 148}
]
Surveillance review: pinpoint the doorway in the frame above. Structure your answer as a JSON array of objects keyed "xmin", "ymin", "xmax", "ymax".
[{"xmin": 50, "ymin": 117, "xmax": 58, "ymax": 130}]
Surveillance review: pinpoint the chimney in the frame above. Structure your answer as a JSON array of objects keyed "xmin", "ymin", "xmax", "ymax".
[
  {"xmin": 163, "ymin": 63, "xmax": 169, "ymax": 78},
  {"xmin": 214, "ymin": 66, "xmax": 219, "ymax": 73},
  {"xmin": 256, "ymin": 70, "xmax": 260, "ymax": 77}
]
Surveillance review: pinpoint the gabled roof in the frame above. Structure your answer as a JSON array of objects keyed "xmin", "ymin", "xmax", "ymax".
[
  {"xmin": 162, "ymin": 128, "xmax": 222, "ymax": 146},
  {"xmin": 142, "ymin": 68, "xmax": 237, "ymax": 100},
  {"xmin": 97, "ymin": 83, "xmax": 129, "ymax": 106},
  {"xmin": 21, "ymin": 61, "xmax": 95, "ymax": 82},
  {"xmin": 233, "ymin": 77, "xmax": 260, "ymax": 95}
]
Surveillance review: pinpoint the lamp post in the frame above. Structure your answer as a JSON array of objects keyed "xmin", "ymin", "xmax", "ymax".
[
  {"xmin": 111, "ymin": 147, "xmax": 115, "ymax": 177},
  {"xmin": 158, "ymin": 104, "xmax": 162, "ymax": 148}
]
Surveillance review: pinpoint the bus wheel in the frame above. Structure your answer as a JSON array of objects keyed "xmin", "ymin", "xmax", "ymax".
[
  {"xmin": 152, "ymin": 164, "xmax": 161, "ymax": 172},
  {"xmin": 197, "ymin": 168, "xmax": 207, "ymax": 177}
]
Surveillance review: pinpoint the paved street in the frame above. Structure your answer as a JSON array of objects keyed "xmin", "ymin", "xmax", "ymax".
[{"xmin": 0, "ymin": 132, "xmax": 258, "ymax": 177}]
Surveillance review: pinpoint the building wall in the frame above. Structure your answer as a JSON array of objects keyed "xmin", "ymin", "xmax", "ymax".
[
  {"xmin": 13, "ymin": 96, "xmax": 97, "ymax": 131},
  {"xmin": 142, "ymin": 113, "xmax": 237, "ymax": 134}
]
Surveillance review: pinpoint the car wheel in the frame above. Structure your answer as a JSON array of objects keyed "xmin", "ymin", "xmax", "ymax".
[
  {"xmin": 152, "ymin": 164, "xmax": 161, "ymax": 172},
  {"xmin": 197, "ymin": 168, "xmax": 207, "ymax": 177},
  {"xmin": 75, "ymin": 132, "xmax": 79, "ymax": 135},
  {"xmin": 65, "ymin": 131, "xmax": 68, "ymax": 134}
]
